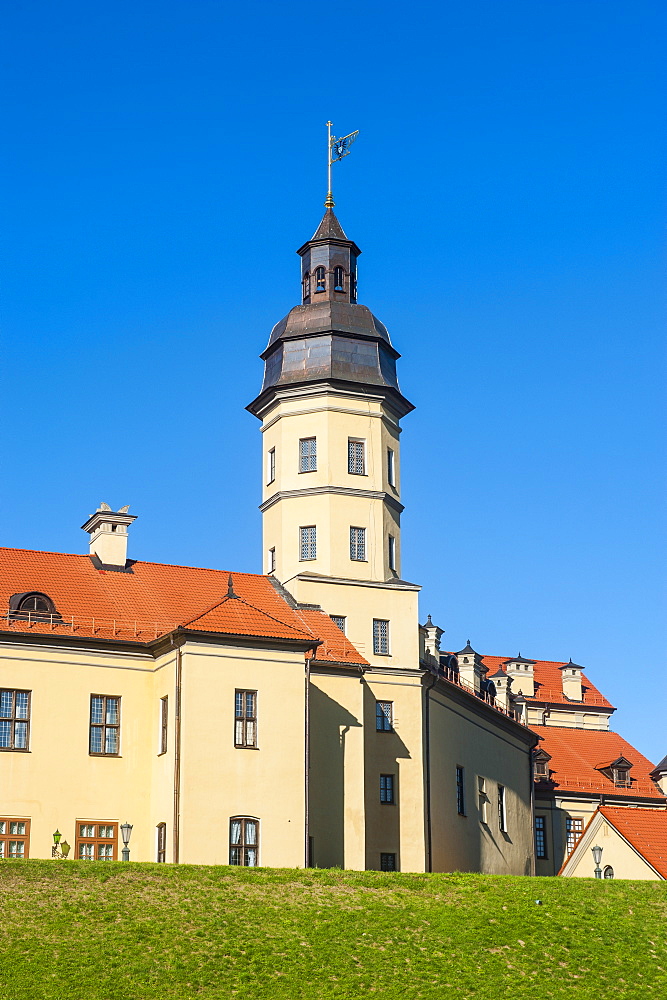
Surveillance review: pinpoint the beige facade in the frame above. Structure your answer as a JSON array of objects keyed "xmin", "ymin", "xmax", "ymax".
[{"xmin": 560, "ymin": 810, "xmax": 666, "ymax": 881}]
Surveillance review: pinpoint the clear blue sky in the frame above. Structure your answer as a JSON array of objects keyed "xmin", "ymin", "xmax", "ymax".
[{"xmin": 1, "ymin": 1, "xmax": 665, "ymax": 761}]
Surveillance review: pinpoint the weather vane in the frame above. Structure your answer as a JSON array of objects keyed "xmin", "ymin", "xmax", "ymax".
[{"xmin": 325, "ymin": 121, "xmax": 359, "ymax": 208}]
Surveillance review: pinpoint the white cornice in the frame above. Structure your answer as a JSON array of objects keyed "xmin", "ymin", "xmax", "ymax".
[{"xmin": 259, "ymin": 486, "xmax": 405, "ymax": 514}]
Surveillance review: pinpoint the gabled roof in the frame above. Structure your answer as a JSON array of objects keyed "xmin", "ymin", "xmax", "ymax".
[
  {"xmin": 480, "ymin": 655, "xmax": 613, "ymax": 709},
  {"xmin": 598, "ymin": 806, "xmax": 667, "ymax": 879},
  {"xmin": 0, "ymin": 547, "xmax": 367, "ymax": 664},
  {"xmin": 531, "ymin": 725, "xmax": 665, "ymax": 800}
]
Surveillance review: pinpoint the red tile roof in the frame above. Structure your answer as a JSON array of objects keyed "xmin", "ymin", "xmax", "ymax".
[
  {"xmin": 0, "ymin": 547, "xmax": 367, "ymax": 664},
  {"xmin": 598, "ymin": 806, "xmax": 667, "ymax": 879},
  {"xmin": 531, "ymin": 725, "xmax": 665, "ymax": 800},
  {"xmin": 480, "ymin": 655, "xmax": 614, "ymax": 710}
]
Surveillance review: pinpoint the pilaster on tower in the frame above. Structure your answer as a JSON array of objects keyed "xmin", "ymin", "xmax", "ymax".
[{"xmin": 247, "ymin": 208, "xmax": 419, "ymax": 669}]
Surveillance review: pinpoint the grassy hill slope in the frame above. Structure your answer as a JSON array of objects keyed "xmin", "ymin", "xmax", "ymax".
[{"xmin": 0, "ymin": 861, "xmax": 665, "ymax": 999}]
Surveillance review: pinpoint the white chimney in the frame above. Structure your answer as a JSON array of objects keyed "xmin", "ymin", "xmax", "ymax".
[
  {"xmin": 81, "ymin": 503, "xmax": 137, "ymax": 569},
  {"xmin": 559, "ymin": 659, "xmax": 583, "ymax": 701},
  {"xmin": 455, "ymin": 640, "xmax": 487, "ymax": 694},
  {"xmin": 502, "ymin": 654, "xmax": 536, "ymax": 698},
  {"xmin": 422, "ymin": 615, "xmax": 444, "ymax": 662},
  {"xmin": 488, "ymin": 668, "xmax": 512, "ymax": 710}
]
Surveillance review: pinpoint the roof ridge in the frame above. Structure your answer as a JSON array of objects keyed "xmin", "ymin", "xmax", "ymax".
[
  {"xmin": 182, "ymin": 592, "xmax": 315, "ymax": 638},
  {"xmin": 0, "ymin": 546, "xmax": 271, "ymax": 579}
]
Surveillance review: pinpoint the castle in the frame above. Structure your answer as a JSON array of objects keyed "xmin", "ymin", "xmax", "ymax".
[{"xmin": 1, "ymin": 206, "xmax": 664, "ymax": 875}]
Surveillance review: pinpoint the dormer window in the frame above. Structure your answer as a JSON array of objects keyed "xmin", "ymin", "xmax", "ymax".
[
  {"xmin": 303, "ymin": 271, "xmax": 310, "ymax": 301},
  {"xmin": 9, "ymin": 592, "xmax": 61, "ymax": 624},
  {"xmin": 315, "ymin": 267, "xmax": 326, "ymax": 293},
  {"xmin": 533, "ymin": 749, "xmax": 552, "ymax": 780},
  {"xmin": 596, "ymin": 756, "xmax": 633, "ymax": 789},
  {"xmin": 334, "ymin": 266, "xmax": 345, "ymax": 291},
  {"xmin": 612, "ymin": 766, "xmax": 631, "ymax": 788}
]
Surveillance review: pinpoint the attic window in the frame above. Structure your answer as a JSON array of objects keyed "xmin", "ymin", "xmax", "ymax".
[
  {"xmin": 8, "ymin": 592, "xmax": 61, "ymax": 624},
  {"xmin": 612, "ymin": 766, "xmax": 631, "ymax": 789},
  {"xmin": 533, "ymin": 749, "xmax": 551, "ymax": 780}
]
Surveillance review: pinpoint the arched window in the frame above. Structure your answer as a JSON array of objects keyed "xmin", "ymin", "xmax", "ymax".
[
  {"xmin": 315, "ymin": 266, "xmax": 326, "ymax": 292},
  {"xmin": 603, "ymin": 865, "xmax": 614, "ymax": 879},
  {"xmin": 229, "ymin": 817, "xmax": 259, "ymax": 866},
  {"xmin": 334, "ymin": 266, "xmax": 345, "ymax": 291},
  {"xmin": 303, "ymin": 271, "xmax": 310, "ymax": 301},
  {"xmin": 9, "ymin": 592, "xmax": 60, "ymax": 623}
]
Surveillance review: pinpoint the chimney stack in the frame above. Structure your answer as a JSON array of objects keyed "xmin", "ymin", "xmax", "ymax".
[
  {"xmin": 502, "ymin": 654, "xmax": 536, "ymax": 698},
  {"xmin": 81, "ymin": 503, "xmax": 136, "ymax": 569},
  {"xmin": 559, "ymin": 659, "xmax": 583, "ymax": 701}
]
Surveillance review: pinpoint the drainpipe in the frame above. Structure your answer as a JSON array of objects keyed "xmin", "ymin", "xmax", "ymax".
[
  {"xmin": 305, "ymin": 655, "xmax": 311, "ymax": 868},
  {"xmin": 173, "ymin": 644, "xmax": 183, "ymax": 864},
  {"xmin": 424, "ymin": 669, "xmax": 438, "ymax": 872},
  {"xmin": 529, "ymin": 743, "xmax": 536, "ymax": 876}
]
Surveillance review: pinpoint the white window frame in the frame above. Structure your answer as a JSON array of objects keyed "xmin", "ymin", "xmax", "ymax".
[
  {"xmin": 387, "ymin": 448, "xmax": 396, "ymax": 487},
  {"xmin": 330, "ymin": 615, "xmax": 346, "ymax": 634},
  {"xmin": 299, "ymin": 437, "xmax": 317, "ymax": 473},
  {"xmin": 267, "ymin": 447, "xmax": 276, "ymax": 485},
  {"xmin": 497, "ymin": 784, "xmax": 507, "ymax": 833},
  {"xmin": 348, "ymin": 438, "xmax": 366, "ymax": 476},
  {"xmin": 388, "ymin": 534, "xmax": 396, "ymax": 571},
  {"xmin": 299, "ymin": 525, "xmax": 317, "ymax": 561},
  {"xmin": 373, "ymin": 619, "xmax": 390, "ymax": 656},
  {"xmin": 350, "ymin": 526, "xmax": 366, "ymax": 561},
  {"xmin": 267, "ymin": 547, "xmax": 276, "ymax": 574}
]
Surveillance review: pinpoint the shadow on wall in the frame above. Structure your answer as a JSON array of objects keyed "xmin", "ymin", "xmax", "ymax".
[
  {"xmin": 362, "ymin": 680, "xmax": 411, "ymax": 871},
  {"xmin": 308, "ymin": 684, "xmax": 362, "ymax": 869}
]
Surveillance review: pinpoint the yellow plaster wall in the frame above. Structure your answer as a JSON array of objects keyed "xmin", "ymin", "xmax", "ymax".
[
  {"xmin": 427, "ymin": 686, "xmax": 535, "ymax": 875},
  {"xmin": 564, "ymin": 819, "xmax": 663, "ymax": 880}
]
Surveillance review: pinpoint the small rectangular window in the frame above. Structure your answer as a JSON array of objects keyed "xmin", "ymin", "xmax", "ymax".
[
  {"xmin": 373, "ymin": 619, "xmax": 390, "ymax": 655},
  {"xmin": 299, "ymin": 526, "xmax": 317, "ymax": 560},
  {"xmin": 380, "ymin": 852, "xmax": 397, "ymax": 871},
  {"xmin": 0, "ymin": 818, "xmax": 30, "ymax": 858},
  {"xmin": 156, "ymin": 822, "xmax": 167, "ymax": 863},
  {"xmin": 0, "ymin": 689, "xmax": 31, "ymax": 750},
  {"xmin": 267, "ymin": 447, "xmax": 276, "ymax": 485},
  {"xmin": 299, "ymin": 437, "xmax": 317, "ymax": 473},
  {"xmin": 229, "ymin": 817, "xmax": 258, "ymax": 866},
  {"xmin": 76, "ymin": 821, "xmax": 117, "ymax": 860},
  {"xmin": 350, "ymin": 526, "xmax": 366, "ymax": 561},
  {"xmin": 160, "ymin": 696, "xmax": 168, "ymax": 755},
  {"xmin": 235, "ymin": 690, "xmax": 257, "ymax": 748},
  {"xmin": 566, "ymin": 817, "xmax": 583, "ymax": 855},
  {"xmin": 388, "ymin": 535, "xmax": 396, "ymax": 571},
  {"xmin": 268, "ymin": 547, "xmax": 276, "ymax": 574},
  {"xmin": 535, "ymin": 816, "xmax": 547, "ymax": 859},
  {"xmin": 387, "ymin": 448, "xmax": 395, "ymax": 487},
  {"xmin": 380, "ymin": 774, "xmax": 395, "ymax": 804},
  {"xmin": 478, "ymin": 776, "xmax": 487, "ymax": 824},
  {"xmin": 376, "ymin": 701, "xmax": 393, "ymax": 732},
  {"xmin": 330, "ymin": 615, "xmax": 346, "ymax": 633},
  {"xmin": 89, "ymin": 695, "xmax": 120, "ymax": 756},
  {"xmin": 348, "ymin": 439, "xmax": 365, "ymax": 475},
  {"xmin": 456, "ymin": 766, "xmax": 466, "ymax": 816},
  {"xmin": 497, "ymin": 784, "xmax": 507, "ymax": 832}
]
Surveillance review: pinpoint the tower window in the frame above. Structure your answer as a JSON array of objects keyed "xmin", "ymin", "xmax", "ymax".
[
  {"xmin": 334, "ymin": 266, "xmax": 345, "ymax": 291},
  {"xmin": 380, "ymin": 774, "xmax": 395, "ymax": 804},
  {"xmin": 299, "ymin": 526, "xmax": 317, "ymax": 561},
  {"xmin": 350, "ymin": 526, "xmax": 366, "ymax": 561},
  {"xmin": 376, "ymin": 700, "xmax": 393, "ymax": 732},
  {"xmin": 315, "ymin": 267, "xmax": 326, "ymax": 292},
  {"xmin": 330, "ymin": 615, "xmax": 346, "ymax": 633},
  {"xmin": 267, "ymin": 448, "xmax": 276, "ymax": 485},
  {"xmin": 350, "ymin": 272, "xmax": 357, "ymax": 303},
  {"xmin": 348, "ymin": 439, "xmax": 365, "ymax": 475},
  {"xmin": 268, "ymin": 548, "xmax": 276, "ymax": 574},
  {"xmin": 299, "ymin": 437, "xmax": 317, "ymax": 473},
  {"xmin": 235, "ymin": 690, "xmax": 257, "ymax": 748},
  {"xmin": 387, "ymin": 448, "xmax": 395, "ymax": 487},
  {"xmin": 388, "ymin": 535, "xmax": 396, "ymax": 571},
  {"xmin": 373, "ymin": 619, "xmax": 390, "ymax": 655},
  {"xmin": 303, "ymin": 271, "xmax": 311, "ymax": 301}
]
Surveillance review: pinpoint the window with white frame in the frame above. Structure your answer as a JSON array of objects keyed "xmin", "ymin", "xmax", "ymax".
[
  {"xmin": 350, "ymin": 526, "xmax": 366, "ymax": 561},
  {"xmin": 159, "ymin": 696, "xmax": 168, "ymax": 754},
  {"xmin": 235, "ymin": 690, "xmax": 257, "ymax": 748},
  {"xmin": 156, "ymin": 823, "xmax": 167, "ymax": 863},
  {"xmin": 299, "ymin": 526, "xmax": 316, "ymax": 560},
  {"xmin": 330, "ymin": 615, "xmax": 346, "ymax": 633},
  {"xmin": 0, "ymin": 818, "xmax": 30, "ymax": 858},
  {"xmin": 299, "ymin": 437, "xmax": 317, "ymax": 472},
  {"xmin": 89, "ymin": 695, "xmax": 120, "ymax": 755},
  {"xmin": 478, "ymin": 776, "xmax": 488, "ymax": 823},
  {"xmin": 387, "ymin": 448, "xmax": 396, "ymax": 487},
  {"xmin": 229, "ymin": 817, "xmax": 258, "ymax": 866},
  {"xmin": 348, "ymin": 439, "xmax": 365, "ymax": 475},
  {"xmin": 388, "ymin": 535, "xmax": 396, "ymax": 571},
  {"xmin": 267, "ymin": 447, "xmax": 276, "ymax": 484},
  {"xmin": 268, "ymin": 547, "xmax": 276, "ymax": 574},
  {"xmin": 373, "ymin": 619, "xmax": 390, "ymax": 655},
  {"xmin": 0, "ymin": 690, "xmax": 30, "ymax": 750}
]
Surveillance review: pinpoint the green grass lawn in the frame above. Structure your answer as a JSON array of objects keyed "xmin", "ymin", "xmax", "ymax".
[{"xmin": 0, "ymin": 861, "xmax": 665, "ymax": 999}]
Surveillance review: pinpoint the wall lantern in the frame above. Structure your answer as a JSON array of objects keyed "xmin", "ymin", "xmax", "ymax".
[
  {"xmin": 591, "ymin": 844, "xmax": 603, "ymax": 879},
  {"xmin": 52, "ymin": 829, "xmax": 71, "ymax": 859},
  {"xmin": 120, "ymin": 822, "xmax": 133, "ymax": 862}
]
